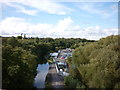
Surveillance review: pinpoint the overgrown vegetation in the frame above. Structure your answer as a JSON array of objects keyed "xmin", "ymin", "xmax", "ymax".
[
  {"xmin": 2, "ymin": 36, "xmax": 94, "ymax": 88},
  {"xmin": 65, "ymin": 35, "xmax": 120, "ymax": 88},
  {"xmin": 2, "ymin": 37, "xmax": 51, "ymax": 88},
  {"xmin": 3, "ymin": 35, "xmax": 119, "ymax": 88}
]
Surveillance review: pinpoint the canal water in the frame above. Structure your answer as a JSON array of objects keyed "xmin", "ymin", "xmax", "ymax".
[{"xmin": 34, "ymin": 63, "xmax": 49, "ymax": 88}]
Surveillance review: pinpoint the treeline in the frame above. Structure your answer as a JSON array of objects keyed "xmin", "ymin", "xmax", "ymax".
[
  {"xmin": 2, "ymin": 36, "xmax": 94, "ymax": 88},
  {"xmin": 28, "ymin": 37, "xmax": 95, "ymax": 51},
  {"xmin": 65, "ymin": 35, "xmax": 120, "ymax": 88}
]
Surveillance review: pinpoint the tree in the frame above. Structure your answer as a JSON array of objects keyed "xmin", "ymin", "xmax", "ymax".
[
  {"xmin": 17, "ymin": 36, "xmax": 22, "ymax": 39},
  {"xmin": 31, "ymin": 43, "xmax": 51, "ymax": 64},
  {"xmin": 2, "ymin": 37, "xmax": 37, "ymax": 88},
  {"xmin": 7, "ymin": 37, "xmax": 19, "ymax": 48},
  {"xmin": 67, "ymin": 35, "xmax": 120, "ymax": 88}
]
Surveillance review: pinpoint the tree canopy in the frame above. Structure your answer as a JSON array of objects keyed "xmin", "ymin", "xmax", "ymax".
[
  {"xmin": 66, "ymin": 35, "xmax": 120, "ymax": 88},
  {"xmin": 2, "ymin": 36, "xmax": 95, "ymax": 88}
]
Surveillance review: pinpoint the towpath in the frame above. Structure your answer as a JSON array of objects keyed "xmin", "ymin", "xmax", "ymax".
[{"xmin": 48, "ymin": 63, "xmax": 65, "ymax": 89}]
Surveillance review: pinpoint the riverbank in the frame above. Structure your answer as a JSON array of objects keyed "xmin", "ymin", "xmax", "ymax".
[{"xmin": 45, "ymin": 63, "xmax": 65, "ymax": 89}]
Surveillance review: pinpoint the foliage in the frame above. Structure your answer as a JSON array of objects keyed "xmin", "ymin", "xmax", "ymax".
[
  {"xmin": 36, "ymin": 37, "xmax": 95, "ymax": 51},
  {"xmin": 2, "ymin": 37, "xmax": 51, "ymax": 88},
  {"xmin": 67, "ymin": 35, "xmax": 120, "ymax": 88},
  {"xmin": 2, "ymin": 36, "xmax": 95, "ymax": 88},
  {"xmin": 17, "ymin": 36, "xmax": 22, "ymax": 39},
  {"xmin": 2, "ymin": 45, "xmax": 37, "ymax": 88},
  {"xmin": 31, "ymin": 43, "xmax": 51, "ymax": 64},
  {"xmin": 64, "ymin": 75, "xmax": 85, "ymax": 88},
  {"xmin": 7, "ymin": 37, "xmax": 19, "ymax": 47}
]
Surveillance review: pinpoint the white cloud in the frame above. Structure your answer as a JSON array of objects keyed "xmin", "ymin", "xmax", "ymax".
[
  {"xmin": 51, "ymin": 17, "xmax": 73, "ymax": 32},
  {"xmin": 1, "ymin": 17, "xmax": 28, "ymax": 34},
  {"xmin": 76, "ymin": 26, "xmax": 118, "ymax": 40},
  {"xmin": 1, "ymin": 17, "xmax": 118, "ymax": 40},
  {"xmin": 8, "ymin": 3, "xmax": 38, "ymax": 15},
  {"xmin": 0, "ymin": 17, "xmax": 53, "ymax": 36},
  {"xmin": 0, "ymin": 0, "xmax": 38, "ymax": 15},
  {"xmin": 18, "ymin": 9, "xmax": 38, "ymax": 16},
  {"xmin": 0, "ymin": 0, "xmax": 72, "ymax": 15},
  {"xmin": 77, "ymin": 2, "xmax": 118, "ymax": 18},
  {"xmin": 47, "ymin": 17, "xmax": 81, "ymax": 38}
]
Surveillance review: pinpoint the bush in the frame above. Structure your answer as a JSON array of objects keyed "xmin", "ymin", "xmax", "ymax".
[{"xmin": 64, "ymin": 75, "xmax": 79, "ymax": 88}]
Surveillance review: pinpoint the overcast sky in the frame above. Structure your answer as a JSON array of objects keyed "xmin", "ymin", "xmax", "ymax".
[{"xmin": 0, "ymin": 0, "xmax": 118, "ymax": 40}]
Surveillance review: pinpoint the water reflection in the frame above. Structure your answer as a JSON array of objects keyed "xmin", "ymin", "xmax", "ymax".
[{"xmin": 34, "ymin": 63, "xmax": 49, "ymax": 88}]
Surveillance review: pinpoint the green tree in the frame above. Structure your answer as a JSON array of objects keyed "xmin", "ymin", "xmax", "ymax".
[
  {"xmin": 7, "ymin": 37, "xmax": 19, "ymax": 48},
  {"xmin": 67, "ymin": 35, "xmax": 120, "ymax": 88},
  {"xmin": 2, "ymin": 46, "xmax": 37, "ymax": 88}
]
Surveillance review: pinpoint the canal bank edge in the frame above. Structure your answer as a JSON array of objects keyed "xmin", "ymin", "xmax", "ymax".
[{"xmin": 45, "ymin": 63, "xmax": 53, "ymax": 88}]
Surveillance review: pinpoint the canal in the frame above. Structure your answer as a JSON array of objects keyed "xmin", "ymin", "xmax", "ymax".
[{"xmin": 34, "ymin": 63, "xmax": 49, "ymax": 88}]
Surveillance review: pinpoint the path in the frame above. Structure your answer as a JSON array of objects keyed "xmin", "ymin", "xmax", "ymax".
[{"xmin": 48, "ymin": 63, "xmax": 65, "ymax": 89}]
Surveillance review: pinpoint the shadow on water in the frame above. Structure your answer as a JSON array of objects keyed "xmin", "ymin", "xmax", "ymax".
[{"xmin": 34, "ymin": 62, "xmax": 49, "ymax": 88}]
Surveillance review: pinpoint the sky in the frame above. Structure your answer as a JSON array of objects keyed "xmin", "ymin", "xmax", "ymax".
[{"xmin": 0, "ymin": 0, "xmax": 119, "ymax": 40}]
